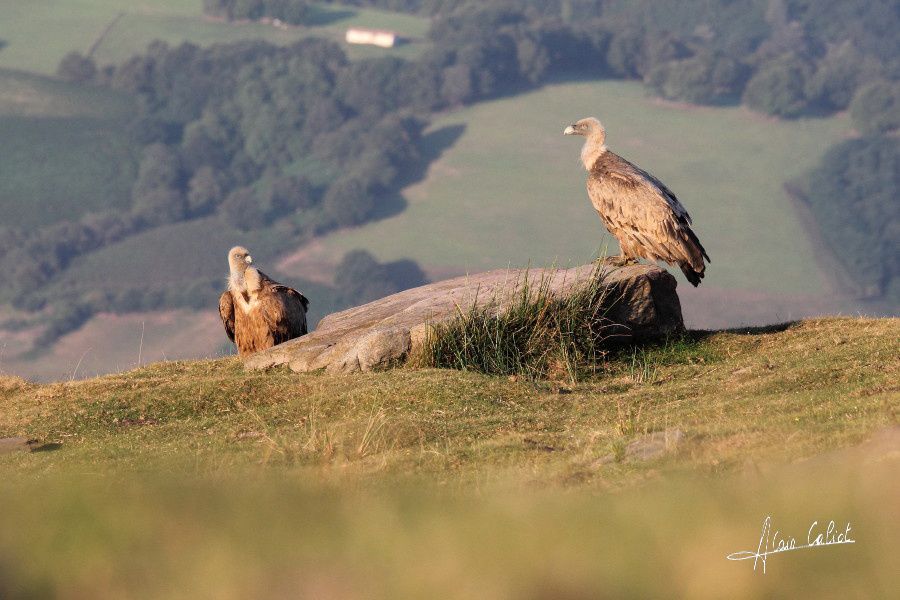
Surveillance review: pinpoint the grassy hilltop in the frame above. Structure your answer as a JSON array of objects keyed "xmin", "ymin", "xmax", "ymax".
[{"xmin": 1, "ymin": 317, "xmax": 897, "ymax": 598}]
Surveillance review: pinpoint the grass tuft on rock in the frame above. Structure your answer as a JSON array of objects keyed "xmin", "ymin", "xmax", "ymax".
[{"xmin": 417, "ymin": 265, "xmax": 623, "ymax": 381}]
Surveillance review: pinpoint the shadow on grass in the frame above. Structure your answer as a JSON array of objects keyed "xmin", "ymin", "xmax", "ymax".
[
  {"xmin": 366, "ymin": 123, "xmax": 466, "ymax": 223},
  {"xmin": 605, "ymin": 321, "xmax": 799, "ymax": 371},
  {"xmin": 691, "ymin": 321, "xmax": 798, "ymax": 338},
  {"xmin": 304, "ymin": 6, "xmax": 356, "ymax": 26}
]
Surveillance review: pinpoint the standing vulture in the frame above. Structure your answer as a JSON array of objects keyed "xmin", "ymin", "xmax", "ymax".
[
  {"xmin": 564, "ymin": 117, "xmax": 710, "ymax": 286},
  {"xmin": 218, "ymin": 246, "xmax": 309, "ymax": 356}
]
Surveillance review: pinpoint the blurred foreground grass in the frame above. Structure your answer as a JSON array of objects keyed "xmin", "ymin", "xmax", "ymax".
[{"xmin": 0, "ymin": 317, "xmax": 897, "ymax": 598}]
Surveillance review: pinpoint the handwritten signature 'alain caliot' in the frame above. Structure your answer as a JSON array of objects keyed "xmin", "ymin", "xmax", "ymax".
[{"xmin": 726, "ymin": 516, "xmax": 855, "ymax": 573}]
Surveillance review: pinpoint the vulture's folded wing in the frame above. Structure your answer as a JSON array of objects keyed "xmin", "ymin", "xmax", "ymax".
[
  {"xmin": 588, "ymin": 152, "xmax": 710, "ymax": 270},
  {"xmin": 282, "ymin": 286, "xmax": 309, "ymax": 313},
  {"xmin": 218, "ymin": 291, "xmax": 235, "ymax": 343}
]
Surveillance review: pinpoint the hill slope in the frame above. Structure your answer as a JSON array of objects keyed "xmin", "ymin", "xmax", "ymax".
[
  {"xmin": 288, "ymin": 80, "xmax": 850, "ymax": 295},
  {"xmin": 1, "ymin": 317, "xmax": 897, "ymax": 598},
  {"xmin": 3, "ymin": 317, "xmax": 895, "ymax": 478},
  {"xmin": 0, "ymin": 69, "xmax": 138, "ymax": 228}
]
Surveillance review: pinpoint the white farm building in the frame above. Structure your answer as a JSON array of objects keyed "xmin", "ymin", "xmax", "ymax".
[{"xmin": 345, "ymin": 27, "xmax": 398, "ymax": 48}]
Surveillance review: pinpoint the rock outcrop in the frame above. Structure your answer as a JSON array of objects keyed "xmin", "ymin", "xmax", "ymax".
[{"xmin": 244, "ymin": 263, "xmax": 684, "ymax": 374}]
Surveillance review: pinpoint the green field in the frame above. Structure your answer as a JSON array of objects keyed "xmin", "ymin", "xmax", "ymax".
[
  {"xmin": 0, "ymin": 1, "xmax": 430, "ymax": 75},
  {"xmin": 50, "ymin": 216, "xmax": 335, "ymax": 306},
  {"xmin": 1, "ymin": 317, "xmax": 898, "ymax": 597},
  {"xmin": 303, "ymin": 80, "xmax": 851, "ymax": 295},
  {"xmin": 0, "ymin": 69, "xmax": 138, "ymax": 228}
]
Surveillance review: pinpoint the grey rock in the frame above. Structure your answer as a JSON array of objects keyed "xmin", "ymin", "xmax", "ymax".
[
  {"xmin": 0, "ymin": 437, "xmax": 60, "ymax": 454},
  {"xmin": 245, "ymin": 263, "xmax": 684, "ymax": 374},
  {"xmin": 596, "ymin": 428, "xmax": 685, "ymax": 465},
  {"xmin": 0, "ymin": 437, "xmax": 33, "ymax": 454}
]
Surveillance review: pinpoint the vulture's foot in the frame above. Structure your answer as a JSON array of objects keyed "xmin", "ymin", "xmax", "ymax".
[{"xmin": 595, "ymin": 256, "xmax": 639, "ymax": 267}]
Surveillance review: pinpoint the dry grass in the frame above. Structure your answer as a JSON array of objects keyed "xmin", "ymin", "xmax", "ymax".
[
  {"xmin": 1, "ymin": 317, "xmax": 896, "ymax": 484},
  {"xmin": 0, "ymin": 317, "xmax": 897, "ymax": 598},
  {"xmin": 415, "ymin": 264, "xmax": 618, "ymax": 381}
]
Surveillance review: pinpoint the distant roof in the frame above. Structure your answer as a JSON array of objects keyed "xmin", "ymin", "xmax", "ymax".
[{"xmin": 346, "ymin": 27, "xmax": 397, "ymax": 36}]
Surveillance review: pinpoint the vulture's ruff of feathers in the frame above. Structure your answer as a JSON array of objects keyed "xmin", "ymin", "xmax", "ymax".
[{"xmin": 565, "ymin": 117, "xmax": 710, "ymax": 286}]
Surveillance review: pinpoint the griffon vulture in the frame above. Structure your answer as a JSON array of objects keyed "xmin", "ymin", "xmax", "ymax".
[
  {"xmin": 218, "ymin": 246, "xmax": 309, "ymax": 356},
  {"xmin": 564, "ymin": 117, "xmax": 710, "ymax": 286}
]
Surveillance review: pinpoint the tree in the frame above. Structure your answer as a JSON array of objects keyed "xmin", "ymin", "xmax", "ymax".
[
  {"xmin": 181, "ymin": 121, "xmax": 230, "ymax": 170},
  {"xmin": 268, "ymin": 175, "xmax": 314, "ymax": 216},
  {"xmin": 804, "ymin": 43, "xmax": 880, "ymax": 111},
  {"xmin": 333, "ymin": 250, "xmax": 393, "ymax": 305},
  {"xmin": 133, "ymin": 143, "xmax": 184, "ymax": 198},
  {"xmin": 323, "ymin": 177, "xmax": 374, "ymax": 227},
  {"xmin": 221, "ymin": 187, "xmax": 265, "ymax": 231},
  {"xmin": 804, "ymin": 136, "xmax": 899, "ymax": 298},
  {"xmin": 333, "ymin": 249, "xmax": 428, "ymax": 306},
  {"xmin": 57, "ymin": 52, "xmax": 96, "ymax": 83},
  {"xmin": 132, "ymin": 188, "xmax": 188, "ymax": 226},
  {"xmin": 850, "ymin": 81, "xmax": 900, "ymax": 136},
  {"xmin": 187, "ymin": 167, "xmax": 225, "ymax": 216},
  {"xmin": 742, "ymin": 55, "xmax": 810, "ymax": 118},
  {"xmin": 605, "ymin": 26, "xmax": 644, "ymax": 78},
  {"xmin": 646, "ymin": 51, "xmax": 745, "ymax": 104},
  {"xmin": 440, "ymin": 64, "xmax": 474, "ymax": 105}
]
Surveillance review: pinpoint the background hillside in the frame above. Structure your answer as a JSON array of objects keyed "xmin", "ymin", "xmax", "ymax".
[{"xmin": 0, "ymin": 0, "xmax": 897, "ymax": 381}]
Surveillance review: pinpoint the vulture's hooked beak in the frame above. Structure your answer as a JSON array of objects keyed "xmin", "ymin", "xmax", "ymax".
[
  {"xmin": 245, "ymin": 256, "xmax": 253, "ymax": 265},
  {"xmin": 563, "ymin": 124, "xmax": 578, "ymax": 136}
]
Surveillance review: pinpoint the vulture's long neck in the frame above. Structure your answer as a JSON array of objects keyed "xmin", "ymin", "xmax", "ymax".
[
  {"xmin": 229, "ymin": 270, "xmax": 245, "ymax": 294},
  {"xmin": 581, "ymin": 136, "xmax": 607, "ymax": 170},
  {"xmin": 228, "ymin": 266, "xmax": 252, "ymax": 312}
]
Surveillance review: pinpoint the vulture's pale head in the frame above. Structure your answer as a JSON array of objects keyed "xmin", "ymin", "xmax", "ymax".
[
  {"xmin": 564, "ymin": 117, "xmax": 608, "ymax": 170},
  {"xmin": 228, "ymin": 246, "xmax": 253, "ymax": 274},
  {"xmin": 564, "ymin": 117, "xmax": 606, "ymax": 142}
]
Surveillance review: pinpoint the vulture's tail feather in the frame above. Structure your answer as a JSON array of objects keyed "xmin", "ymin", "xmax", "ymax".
[
  {"xmin": 685, "ymin": 226, "xmax": 710, "ymax": 263},
  {"xmin": 681, "ymin": 263, "xmax": 704, "ymax": 287}
]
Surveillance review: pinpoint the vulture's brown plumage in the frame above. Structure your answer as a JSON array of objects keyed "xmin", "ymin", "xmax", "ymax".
[
  {"xmin": 564, "ymin": 117, "xmax": 710, "ymax": 286},
  {"xmin": 218, "ymin": 246, "xmax": 309, "ymax": 356}
]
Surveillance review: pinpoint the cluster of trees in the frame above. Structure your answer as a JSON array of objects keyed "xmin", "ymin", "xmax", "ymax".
[
  {"xmin": 202, "ymin": 0, "xmax": 311, "ymax": 24},
  {"xmin": 801, "ymin": 136, "xmax": 899, "ymax": 301},
  {"xmin": 333, "ymin": 249, "xmax": 428, "ymax": 306},
  {"xmin": 6, "ymin": 37, "xmax": 434, "ymax": 344},
  {"xmin": 196, "ymin": 1, "xmax": 900, "ymax": 129},
  {"xmin": 301, "ymin": 0, "xmax": 900, "ymax": 125}
]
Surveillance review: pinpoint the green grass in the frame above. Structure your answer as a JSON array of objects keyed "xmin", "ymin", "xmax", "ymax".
[
  {"xmin": 4, "ymin": 317, "xmax": 895, "ymax": 484},
  {"xmin": 49, "ymin": 216, "xmax": 333, "ymax": 306},
  {"xmin": 54, "ymin": 216, "xmax": 272, "ymax": 289},
  {"xmin": 418, "ymin": 264, "xmax": 618, "ymax": 381},
  {"xmin": 42, "ymin": 215, "xmax": 340, "ymax": 320},
  {"xmin": 0, "ymin": 317, "xmax": 897, "ymax": 597},
  {"xmin": 0, "ymin": 1, "xmax": 430, "ymax": 75},
  {"xmin": 309, "ymin": 80, "xmax": 851, "ymax": 295},
  {"xmin": 0, "ymin": 69, "xmax": 138, "ymax": 228}
]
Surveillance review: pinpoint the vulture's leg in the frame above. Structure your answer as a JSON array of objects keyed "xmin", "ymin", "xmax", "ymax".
[{"xmin": 595, "ymin": 255, "xmax": 639, "ymax": 267}]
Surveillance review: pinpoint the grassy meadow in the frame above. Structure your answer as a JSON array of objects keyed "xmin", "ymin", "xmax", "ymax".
[
  {"xmin": 0, "ymin": 0, "xmax": 429, "ymax": 75},
  {"xmin": 1, "ymin": 317, "xmax": 897, "ymax": 597},
  {"xmin": 300, "ymin": 80, "xmax": 851, "ymax": 296},
  {"xmin": 0, "ymin": 69, "xmax": 138, "ymax": 228}
]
